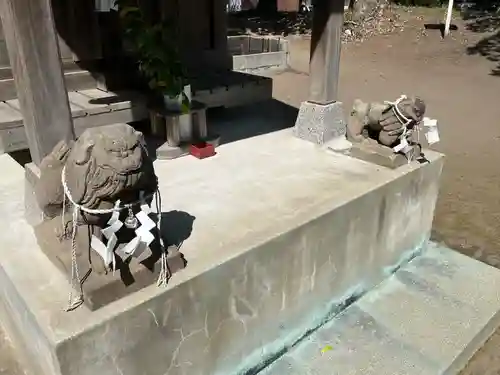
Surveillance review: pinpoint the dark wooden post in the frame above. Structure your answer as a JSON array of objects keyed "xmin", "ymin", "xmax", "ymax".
[
  {"xmin": 0, "ymin": 0, "xmax": 75, "ymax": 165},
  {"xmin": 308, "ymin": 0, "xmax": 344, "ymax": 104}
]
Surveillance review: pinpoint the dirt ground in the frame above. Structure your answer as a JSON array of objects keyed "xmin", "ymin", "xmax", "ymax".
[{"xmin": 2, "ymin": 6, "xmax": 500, "ymax": 374}]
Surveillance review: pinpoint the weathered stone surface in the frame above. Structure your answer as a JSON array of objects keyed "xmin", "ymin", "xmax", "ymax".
[
  {"xmin": 24, "ymin": 162, "xmax": 43, "ymax": 227},
  {"xmin": 0, "ymin": 328, "xmax": 24, "ymax": 375},
  {"xmin": 294, "ymin": 101, "xmax": 346, "ymax": 145},
  {"xmin": 0, "ymin": 129, "xmax": 443, "ymax": 375},
  {"xmin": 345, "ymin": 141, "xmax": 424, "ymax": 169},
  {"xmin": 261, "ymin": 244, "xmax": 500, "ymax": 375},
  {"xmin": 345, "ymin": 96, "xmax": 427, "ymax": 167},
  {"xmin": 347, "ymin": 96, "xmax": 426, "ymax": 147}
]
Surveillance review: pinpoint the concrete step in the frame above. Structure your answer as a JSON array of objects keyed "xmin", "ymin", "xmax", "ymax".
[{"xmin": 260, "ymin": 244, "xmax": 500, "ymax": 375}]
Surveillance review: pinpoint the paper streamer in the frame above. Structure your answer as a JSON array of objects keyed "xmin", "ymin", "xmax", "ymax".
[{"xmin": 91, "ymin": 200, "xmax": 122, "ymax": 270}]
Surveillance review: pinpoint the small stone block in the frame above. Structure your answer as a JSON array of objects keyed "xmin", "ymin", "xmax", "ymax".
[
  {"xmin": 294, "ymin": 101, "xmax": 346, "ymax": 145},
  {"xmin": 190, "ymin": 142, "xmax": 216, "ymax": 159},
  {"xmin": 346, "ymin": 142, "xmax": 422, "ymax": 169},
  {"xmin": 156, "ymin": 134, "xmax": 221, "ymax": 160}
]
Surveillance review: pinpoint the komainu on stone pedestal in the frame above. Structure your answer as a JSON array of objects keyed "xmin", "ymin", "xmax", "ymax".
[
  {"xmin": 34, "ymin": 123, "xmax": 185, "ymax": 311},
  {"xmin": 346, "ymin": 95, "xmax": 427, "ymax": 167}
]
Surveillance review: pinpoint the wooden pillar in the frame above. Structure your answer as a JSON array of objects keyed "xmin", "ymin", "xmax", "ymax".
[
  {"xmin": 0, "ymin": 0, "xmax": 75, "ymax": 165},
  {"xmin": 308, "ymin": 0, "xmax": 344, "ymax": 104}
]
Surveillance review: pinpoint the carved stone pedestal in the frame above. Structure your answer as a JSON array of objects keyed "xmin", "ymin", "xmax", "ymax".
[
  {"xmin": 35, "ymin": 217, "xmax": 186, "ymax": 310},
  {"xmin": 293, "ymin": 101, "xmax": 346, "ymax": 145}
]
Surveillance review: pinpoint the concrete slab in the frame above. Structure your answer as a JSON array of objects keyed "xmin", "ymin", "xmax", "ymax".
[
  {"xmin": 0, "ymin": 128, "xmax": 443, "ymax": 375},
  {"xmin": 261, "ymin": 243, "xmax": 500, "ymax": 375}
]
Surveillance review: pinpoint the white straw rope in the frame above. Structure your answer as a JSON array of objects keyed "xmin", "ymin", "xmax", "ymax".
[
  {"xmin": 384, "ymin": 95, "xmax": 420, "ymax": 163},
  {"xmin": 60, "ymin": 166, "xmax": 169, "ymax": 311}
]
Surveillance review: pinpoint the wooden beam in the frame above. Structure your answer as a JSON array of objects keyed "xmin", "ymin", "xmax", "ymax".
[
  {"xmin": 308, "ymin": 0, "xmax": 345, "ymax": 104},
  {"xmin": 0, "ymin": 0, "xmax": 75, "ymax": 165}
]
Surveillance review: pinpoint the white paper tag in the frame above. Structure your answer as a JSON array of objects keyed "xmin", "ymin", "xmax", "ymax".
[
  {"xmin": 393, "ymin": 137, "xmax": 409, "ymax": 153},
  {"xmin": 136, "ymin": 226, "xmax": 155, "ymax": 246},
  {"xmin": 101, "ymin": 219, "xmax": 123, "ymax": 239},
  {"xmin": 426, "ymin": 127, "xmax": 440, "ymax": 144},
  {"xmin": 107, "ymin": 202, "xmax": 121, "ymax": 224},
  {"xmin": 139, "ymin": 191, "xmax": 152, "ymax": 215},
  {"xmin": 116, "ymin": 242, "xmax": 148, "ymax": 261},
  {"xmin": 91, "ymin": 235, "xmax": 114, "ymax": 265},
  {"xmin": 136, "ymin": 211, "xmax": 156, "ymax": 231},
  {"xmin": 122, "ymin": 236, "xmax": 141, "ymax": 256},
  {"xmin": 422, "ymin": 117, "xmax": 440, "ymax": 145},
  {"xmin": 135, "ymin": 210, "xmax": 156, "ymax": 247},
  {"xmin": 423, "ymin": 117, "xmax": 438, "ymax": 127},
  {"xmin": 401, "ymin": 144, "xmax": 413, "ymax": 155}
]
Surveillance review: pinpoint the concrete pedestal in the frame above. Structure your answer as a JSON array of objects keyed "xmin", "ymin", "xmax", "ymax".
[
  {"xmin": 0, "ymin": 129, "xmax": 443, "ymax": 375},
  {"xmin": 294, "ymin": 101, "xmax": 346, "ymax": 145}
]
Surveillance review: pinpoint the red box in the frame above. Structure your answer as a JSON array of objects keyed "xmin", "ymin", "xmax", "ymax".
[{"xmin": 189, "ymin": 142, "xmax": 216, "ymax": 159}]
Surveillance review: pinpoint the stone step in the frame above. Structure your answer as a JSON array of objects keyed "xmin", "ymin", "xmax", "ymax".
[{"xmin": 260, "ymin": 244, "xmax": 500, "ymax": 375}]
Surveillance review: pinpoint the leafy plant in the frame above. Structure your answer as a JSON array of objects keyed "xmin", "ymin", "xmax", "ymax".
[{"xmin": 113, "ymin": 0, "xmax": 189, "ymax": 105}]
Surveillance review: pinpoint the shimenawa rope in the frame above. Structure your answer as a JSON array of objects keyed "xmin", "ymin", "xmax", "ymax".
[{"xmin": 60, "ymin": 166, "xmax": 169, "ymax": 311}]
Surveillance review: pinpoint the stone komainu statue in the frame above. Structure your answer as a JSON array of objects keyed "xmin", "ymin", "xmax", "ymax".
[
  {"xmin": 347, "ymin": 96, "xmax": 426, "ymax": 149},
  {"xmin": 34, "ymin": 123, "xmax": 159, "ymax": 278}
]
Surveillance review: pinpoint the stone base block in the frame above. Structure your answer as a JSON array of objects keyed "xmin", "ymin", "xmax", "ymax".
[
  {"xmin": 294, "ymin": 101, "xmax": 346, "ymax": 145},
  {"xmin": 345, "ymin": 141, "xmax": 424, "ymax": 169},
  {"xmin": 262, "ymin": 243, "xmax": 500, "ymax": 375},
  {"xmin": 0, "ymin": 130, "xmax": 443, "ymax": 375},
  {"xmin": 36, "ymin": 218, "xmax": 186, "ymax": 310}
]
